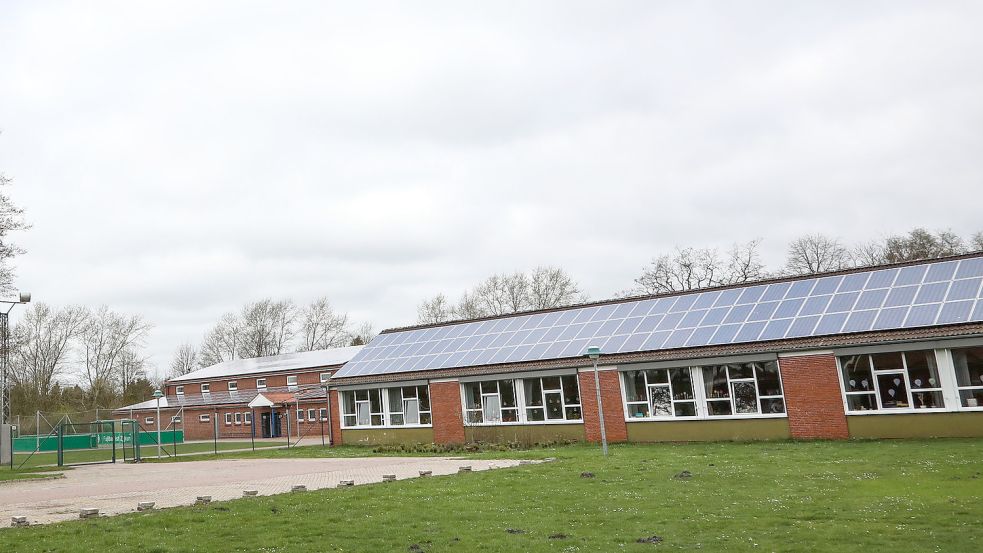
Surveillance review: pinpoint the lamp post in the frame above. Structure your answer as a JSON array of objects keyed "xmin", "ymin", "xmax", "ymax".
[
  {"xmin": 586, "ymin": 345, "xmax": 608, "ymax": 456},
  {"xmin": 152, "ymin": 389, "xmax": 163, "ymax": 459},
  {"xmin": 0, "ymin": 291, "xmax": 31, "ymax": 426}
]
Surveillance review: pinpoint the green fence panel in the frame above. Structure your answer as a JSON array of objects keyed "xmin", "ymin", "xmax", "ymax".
[{"xmin": 13, "ymin": 434, "xmax": 96, "ymax": 452}]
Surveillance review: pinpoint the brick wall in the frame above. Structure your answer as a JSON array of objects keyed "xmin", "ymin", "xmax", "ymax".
[
  {"xmin": 330, "ymin": 389, "xmax": 343, "ymax": 445},
  {"xmin": 166, "ymin": 369, "xmax": 332, "ymax": 396},
  {"xmin": 578, "ymin": 370, "xmax": 628, "ymax": 443},
  {"xmin": 430, "ymin": 381, "xmax": 466, "ymax": 444},
  {"xmin": 780, "ymin": 354, "xmax": 849, "ymax": 439}
]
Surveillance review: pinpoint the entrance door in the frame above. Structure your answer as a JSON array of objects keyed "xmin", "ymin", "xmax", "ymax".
[
  {"xmin": 273, "ymin": 413, "xmax": 282, "ymax": 438},
  {"xmin": 260, "ymin": 413, "xmax": 272, "ymax": 438}
]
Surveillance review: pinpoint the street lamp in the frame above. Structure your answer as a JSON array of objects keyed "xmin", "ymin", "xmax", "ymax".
[
  {"xmin": 153, "ymin": 389, "xmax": 163, "ymax": 459},
  {"xmin": 0, "ymin": 291, "xmax": 31, "ymax": 427},
  {"xmin": 586, "ymin": 345, "xmax": 608, "ymax": 456}
]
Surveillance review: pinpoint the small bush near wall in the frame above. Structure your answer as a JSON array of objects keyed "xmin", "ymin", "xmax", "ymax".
[{"xmin": 371, "ymin": 438, "xmax": 580, "ymax": 454}]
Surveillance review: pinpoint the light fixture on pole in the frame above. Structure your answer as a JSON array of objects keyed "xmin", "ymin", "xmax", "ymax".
[
  {"xmin": 586, "ymin": 345, "xmax": 608, "ymax": 456},
  {"xmin": 152, "ymin": 389, "xmax": 163, "ymax": 459},
  {"xmin": 0, "ymin": 291, "xmax": 31, "ymax": 427}
]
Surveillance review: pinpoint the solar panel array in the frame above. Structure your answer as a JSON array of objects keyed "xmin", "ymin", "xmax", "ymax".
[{"xmin": 335, "ymin": 256, "xmax": 983, "ymax": 378}]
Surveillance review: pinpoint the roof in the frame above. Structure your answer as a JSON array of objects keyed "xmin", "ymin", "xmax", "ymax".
[
  {"xmin": 113, "ymin": 385, "xmax": 328, "ymax": 413},
  {"xmin": 168, "ymin": 345, "xmax": 364, "ymax": 383},
  {"xmin": 335, "ymin": 253, "xmax": 983, "ymax": 380}
]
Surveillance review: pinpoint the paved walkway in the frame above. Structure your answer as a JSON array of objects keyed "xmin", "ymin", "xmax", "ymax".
[{"xmin": 0, "ymin": 457, "xmax": 529, "ymax": 526}]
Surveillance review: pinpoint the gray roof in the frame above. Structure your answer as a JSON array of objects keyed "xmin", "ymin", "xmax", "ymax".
[{"xmin": 168, "ymin": 346, "xmax": 364, "ymax": 383}]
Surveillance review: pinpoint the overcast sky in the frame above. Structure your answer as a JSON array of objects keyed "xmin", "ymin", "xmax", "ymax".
[{"xmin": 1, "ymin": 1, "xmax": 981, "ymax": 380}]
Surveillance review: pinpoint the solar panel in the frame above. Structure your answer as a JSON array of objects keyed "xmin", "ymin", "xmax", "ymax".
[{"xmin": 334, "ymin": 256, "xmax": 983, "ymax": 378}]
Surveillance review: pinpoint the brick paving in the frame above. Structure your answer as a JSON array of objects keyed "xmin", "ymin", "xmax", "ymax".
[{"xmin": 0, "ymin": 457, "xmax": 529, "ymax": 526}]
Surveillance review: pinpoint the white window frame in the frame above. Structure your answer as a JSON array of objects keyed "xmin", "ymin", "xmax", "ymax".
[
  {"xmin": 460, "ymin": 374, "xmax": 583, "ymax": 426},
  {"xmin": 319, "ymin": 408, "xmax": 328, "ymax": 421},
  {"xmin": 175, "ymin": 386, "xmax": 184, "ymax": 395},
  {"xmin": 620, "ymin": 361, "xmax": 788, "ymax": 422},
  {"xmin": 307, "ymin": 408, "xmax": 316, "ymax": 422},
  {"xmin": 224, "ymin": 413, "xmax": 232, "ymax": 425},
  {"xmin": 199, "ymin": 414, "xmax": 210, "ymax": 423},
  {"xmin": 296, "ymin": 408, "xmax": 304, "ymax": 422},
  {"xmin": 244, "ymin": 412, "xmax": 252, "ymax": 425},
  {"xmin": 234, "ymin": 412, "xmax": 243, "ymax": 425},
  {"xmin": 286, "ymin": 375, "xmax": 299, "ymax": 389},
  {"xmin": 256, "ymin": 378, "xmax": 267, "ymax": 390},
  {"xmin": 948, "ymin": 346, "xmax": 983, "ymax": 410},
  {"xmin": 201, "ymin": 383, "xmax": 211, "ymax": 394},
  {"xmin": 837, "ymin": 348, "xmax": 955, "ymax": 415},
  {"xmin": 145, "ymin": 417, "xmax": 154, "ymax": 425},
  {"xmin": 340, "ymin": 386, "xmax": 432, "ymax": 429},
  {"xmin": 622, "ymin": 367, "xmax": 700, "ymax": 421},
  {"xmin": 320, "ymin": 372, "xmax": 330, "ymax": 383},
  {"xmin": 228, "ymin": 381, "xmax": 238, "ymax": 392}
]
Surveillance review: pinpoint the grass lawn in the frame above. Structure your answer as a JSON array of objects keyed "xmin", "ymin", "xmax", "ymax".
[
  {"xmin": 0, "ymin": 466, "xmax": 65, "ymax": 482},
  {"xmin": 1, "ymin": 439, "xmax": 982, "ymax": 552},
  {"xmin": 10, "ymin": 441, "xmax": 282, "ymax": 468}
]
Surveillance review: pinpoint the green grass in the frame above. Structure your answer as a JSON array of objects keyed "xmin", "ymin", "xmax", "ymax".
[
  {"xmin": 2, "ymin": 439, "xmax": 982, "ymax": 552},
  {"xmin": 10, "ymin": 441, "xmax": 282, "ymax": 468},
  {"xmin": 0, "ymin": 466, "xmax": 65, "ymax": 482}
]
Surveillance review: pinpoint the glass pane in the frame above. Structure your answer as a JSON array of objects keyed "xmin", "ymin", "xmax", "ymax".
[
  {"xmin": 732, "ymin": 381, "xmax": 758, "ymax": 414},
  {"xmin": 623, "ymin": 371, "xmax": 646, "ymax": 402},
  {"xmin": 369, "ymin": 389, "xmax": 382, "ymax": 412},
  {"xmin": 404, "ymin": 399, "xmax": 420, "ymax": 424},
  {"xmin": 904, "ymin": 350, "xmax": 940, "ymax": 389},
  {"xmin": 728, "ymin": 363, "xmax": 754, "ymax": 380},
  {"xmin": 343, "ymin": 415, "xmax": 356, "ymax": 427},
  {"xmin": 565, "ymin": 406, "xmax": 582, "ymax": 420},
  {"xmin": 355, "ymin": 389, "xmax": 367, "ymax": 401},
  {"xmin": 674, "ymin": 402, "xmax": 697, "ymax": 417},
  {"xmin": 526, "ymin": 408, "xmax": 545, "ymax": 421},
  {"xmin": 840, "ymin": 355, "xmax": 874, "ymax": 392},
  {"xmin": 481, "ymin": 381, "xmax": 498, "ymax": 394},
  {"xmin": 877, "ymin": 373, "xmax": 909, "ymax": 408},
  {"xmin": 482, "ymin": 395, "xmax": 502, "ymax": 423},
  {"xmin": 420, "ymin": 412, "xmax": 432, "ymax": 425},
  {"xmin": 754, "ymin": 361, "xmax": 783, "ymax": 396},
  {"xmin": 402, "ymin": 386, "xmax": 418, "ymax": 399},
  {"xmin": 542, "ymin": 376, "xmax": 562, "ymax": 390},
  {"xmin": 545, "ymin": 392, "xmax": 564, "ymax": 419},
  {"xmin": 524, "ymin": 379, "xmax": 544, "ymax": 406},
  {"xmin": 959, "ymin": 389, "xmax": 983, "ymax": 408},
  {"xmin": 464, "ymin": 383, "xmax": 481, "ymax": 409},
  {"xmin": 645, "ymin": 369, "xmax": 669, "ymax": 384},
  {"xmin": 912, "ymin": 390, "xmax": 943, "ymax": 409},
  {"xmin": 418, "ymin": 386, "xmax": 431, "ymax": 411},
  {"xmin": 500, "ymin": 380, "xmax": 517, "ymax": 408},
  {"xmin": 871, "ymin": 352, "xmax": 904, "ymax": 371},
  {"xmin": 561, "ymin": 375, "xmax": 581, "ymax": 404},
  {"xmin": 342, "ymin": 392, "xmax": 356, "ymax": 415},
  {"xmin": 704, "ymin": 366, "xmax": 729, "ymax": 399},
  {"xmin": 649, "ymin": 386, "xmax": 672, "ymax": 416},
  {"xmin": 387, "ymin": 388, "xmax": 402, "ymax": 414},
  {"xmin": 466, "ymin": 410, "xmax": 483, "ymax": 424},
  {"xmin": 952, "ymin": 347, "xmax": 983, "ymax": 387},
  {"xmin": 390, "ymin": 414, "xmax": 405, "ymax": 426},
  {"xmin": 707, "ymin": 400, "xmax": 732, "ymax": 416},
  {"xmin": 670, "ymin": 369, "xmax": 694, "ymax": 400},
  {"xmin": 846, "ymin": 394, "xmax": 877, "ymax": 411},
  {"xmin": 627, "ymin": 403, "xmax": 649, "ymax": 418},
  {"xmin": 502, "ymin": 409, "xmax": 518, "ymax": 422},
  {"xmin": 371, "ymin": 414, "xmax": 384, "ymax": 426},
  {"xmin": 357, "ymin": 402, "xmax": 370, "ymax": 425},
  {"xmin": 760, "ymin": 398, "xmax": 785, "ymax": 414}
]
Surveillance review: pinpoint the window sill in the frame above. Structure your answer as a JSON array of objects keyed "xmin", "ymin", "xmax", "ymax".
[
  {"xmin": 341, "ymin": 424, "xmax": 434, "ymax": 430},
  {"xmin": 845, "ymin": 408, "xmax": 964, "ymax": 416},
  {"xmin": 626, "ymin": 414, "xmax": 788, "ymax": 422},
  {"xmin": 464, "ymin": 420, "xmax": 584, "ymax": 427}
]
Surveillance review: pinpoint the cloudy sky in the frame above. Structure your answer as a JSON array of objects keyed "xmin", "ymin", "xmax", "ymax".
[{"xmin": 1, "ymin": 1, "xmax": 981, "ymax": 379}]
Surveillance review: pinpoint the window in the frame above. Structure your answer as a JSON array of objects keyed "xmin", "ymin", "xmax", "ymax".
[
  {"xmin": 256, "ymin": 378, "xmax": 267, "ymax": 389},
  {"xmin": 952, "ymin": 347, "xmax": 983, "ymax": 408},
  {"xmin": 319, "ymin": 408, "xmax": 328, "ymax": 421},
  {"xmin": 201, "ymin": 383, "xmax": 211, "ymax": 394},
  {"xmin": 224, "ymin": 413, "xmax": 232, "ymax": 425},
  {"xmin": 297, "ymin": 409, "xmax": 305, "ymax": 422},
  {"xmin": 287, "ymin": 376, "xmax": 298, "ymax": 389},
  {"xmin": 244, "ymin": 412, "xmax": 252, "ymax": 425},
  {"xmin": 234, "ymin": 413, "xmax": 242, "ymax": 425},
  {"xmin": 175, "ymin": 386, "xmax": 184, "ymax": 395},
  {"xmin": 341, "ymin": 387, "xmax": 432, "ymax": 428},
  {"xmin": 623, "ymin": 368, "xmax": 698, "ymax": 419},
  {"xmin": 307, "ymin": 408, "xmax": 316, "ymax": 421},
  {"xmin": 145, "ymin": 417, "xmax": 154, "ymax": 425},
  {"xmin": 199, "ymin": 414, "xmax": 210, "ymax": 423},
  {"xmin": 320, "ymin": 372, "xmax": 330, "ymax": 383},
  {"xmin": 703, "ymin": 361, "xmax": 785, "ymax": 416},
  {"xmin": 228, "ymin": 381, "xmax": 238, "ymax": 392},
  {"xmin": 462, "ymin": 375, "xmax": 581, "ymax": 425},
  {"xmin": 839, "ymin": 350, "xmax": 944, "ymax": 412}
]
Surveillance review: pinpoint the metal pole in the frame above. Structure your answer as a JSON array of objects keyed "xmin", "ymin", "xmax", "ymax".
[
  {"xmin": 250, "ymin": 409, "xmax": 255, "ymax": 451},
  {"xmin": 213, "ymin": 411, "xmax": 218, "ymax": 455},
  {"xmin": 325, "ymin": 386, "xmax": 333, "ymax": 446},
  {"xmin": 592, "ymin": 358, "xmax": 609, "ymax": 456},
  {"xmin": 0, "ymin": 309, "xmax": 9, "ymax": 426},
  {"xmin": 36, "ymin": 411, "xmax": 40, "ymax": 451},
  {"xmin": 155, "ymin": 397, "xmax": 161, "ymax": 460},
  {"xmin": 285, "ymin": 406, "xmax": 291, "ymax": 449}
]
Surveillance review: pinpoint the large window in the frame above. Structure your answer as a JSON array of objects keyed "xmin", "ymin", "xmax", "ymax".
[
  {"xmin": 839, "ymin": 350, "xmax": 944, "ymax": 411},
  {"xmin": 340, "ymin": 386, "xmax": 431, "ymax": 428},
  {"xmin": 950, "ymin": 347, "xmax": 983, "ymax": 408},
  {"xmin": 462, "ymin": 375, "xmax": 581, "ymax": 425},
  {"xmin": 621, "ymin": 361, "xmax": 785, "ymax": 420}
]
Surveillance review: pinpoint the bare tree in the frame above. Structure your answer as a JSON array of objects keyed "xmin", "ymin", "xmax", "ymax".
[
  {"xmin": 199, "ymin": 312, "xmax": 243, "ymax": 367},
  {"xmin": 10, "ymin": 304, "xmax": 88, "ymax": 404},
  {"xmin": 528, "ymin": 266, "xmax": 587, "ymax": 309},
  {"xmin": 417, "ymin": 294, "xmax": 451, "ymax": 324},
  {"xmin": 298, "ymin": 297, "xmax": 350, "ymax": 351},
  {"xmin": 239, "ymin": 298, "xmax": 297, "ymax": 358},
  {"xmin": 475, "ymin": 272, "xmax": 530, "ymax": 315},
  {"xmin": 0, "ymin": 165, "xmax": 30, "ymax": 292},
  {"xmin": 856, "ymin": 228, "xmax": 967, "ymax": 265},
  {"xmin": 972, "ymin": 231, "xmax": 983, "ymax": 251},
  {"xmin": 452, "ymin": 291, "xmax": 486, "ymax": 320},
  {"xmin": 784, "ymin": 234, "xmax": 853, "ymax": 274},
  {"xmin": 81, "ymin": 306, "xmax": 152, "ymax": 407},
  {"xmin": 116, "ymin": 347, "xmax": 149, "ymax": 392},
  {"xmin": 632, "ymin": 241, "xmax": 765, "ymax": 294},
  {"xmin": 347, "ymin": 322, "xmax": 376, "ymax": 346},
  {"xmin": 170, "ymin": 343, "xmax": 200, "ymax": 377}
]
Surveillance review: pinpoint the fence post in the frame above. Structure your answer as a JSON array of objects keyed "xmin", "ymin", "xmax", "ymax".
[
  {"xmin": 56, "ymin": 424, "xmax": 64, "ymax": 467},
  {"xmin": 172, "ymin": 422, "xmax": 177, "ymax": 457},
  {"xmin": 213, "ymin": 413, "xmax": 218, "ymax": 455},
  {"xmin": 112, "ymin": 422, "xmax": 117, "ymax": 464},
  {"xmin": 251, "ymin": 409, "xmax": 255, "ymax": 452},
  {"xmin": 285, "ymin": 409, "xmax": 291, "ymax": 449}
]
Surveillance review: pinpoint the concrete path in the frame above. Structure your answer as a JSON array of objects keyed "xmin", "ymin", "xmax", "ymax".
[{"xmin": 0, "ymin": 457, "xmax": 529, "ymax": 526}]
